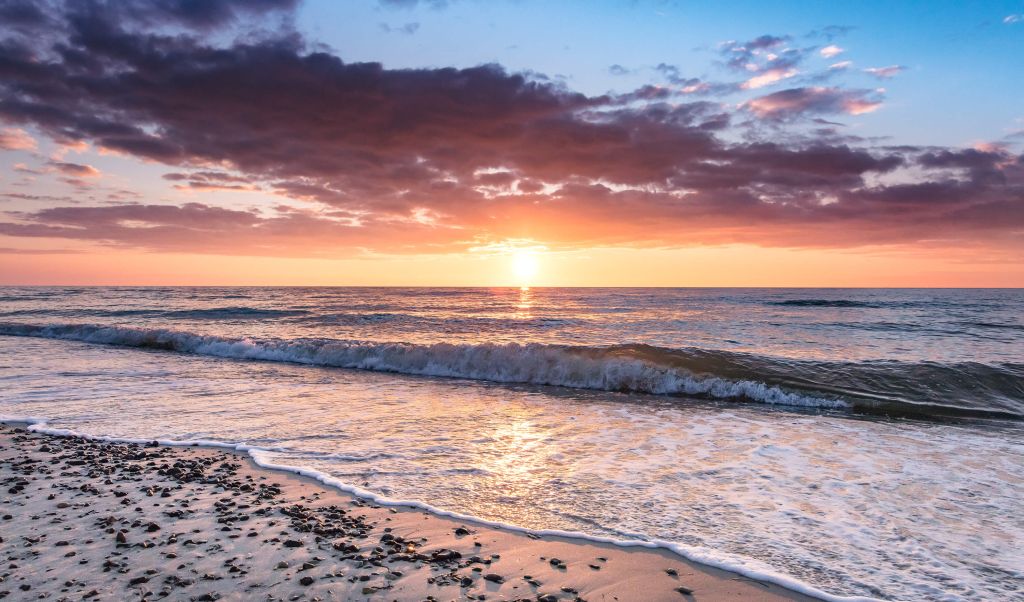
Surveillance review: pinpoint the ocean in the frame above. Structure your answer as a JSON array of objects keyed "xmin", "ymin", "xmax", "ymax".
[{"xmin": 1, "ymin": 287, "xmax": 1021, "ymax": 600}]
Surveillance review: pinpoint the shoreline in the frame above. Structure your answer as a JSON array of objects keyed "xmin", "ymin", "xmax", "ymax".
[{"xmin": 0, "ymin": 423, "xmax": 819, "ymax": 601}]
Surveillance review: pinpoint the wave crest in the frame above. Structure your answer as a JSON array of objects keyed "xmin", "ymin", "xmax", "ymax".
[{"xmin": 2, "ymin": 321, "xmax": 1021, "ymax": 420}]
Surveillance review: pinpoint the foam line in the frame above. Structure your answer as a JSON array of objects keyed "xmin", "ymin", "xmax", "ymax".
[{"xmin": 2, "ymin": 415, "xmax": 883, "ymax": 602}]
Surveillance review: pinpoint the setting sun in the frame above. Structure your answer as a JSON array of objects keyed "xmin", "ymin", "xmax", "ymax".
[{"xmin": 511, "ymin": 249, "xmax": 539, "ymax": 285}]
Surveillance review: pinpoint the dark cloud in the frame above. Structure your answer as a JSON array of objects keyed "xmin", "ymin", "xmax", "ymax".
[
  {"xmin": 82, "ymin": 0, "xmax": 299, "ymax": 30},
  {"xmin": 0, "ymin": 2, "xmax": 1020, "ymax": 256},
  {"xmin": 0, "ymin": 0, "xmax": 51, "ymax": 28},
  {"xmin": 918, "ymin": 148, "xmax": 1008, "ymax": 185}
]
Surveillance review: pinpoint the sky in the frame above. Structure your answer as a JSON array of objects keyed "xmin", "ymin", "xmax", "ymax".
[{"xmin": 0, "ymin": 0, "xmax": 1022, "ymax": 286}]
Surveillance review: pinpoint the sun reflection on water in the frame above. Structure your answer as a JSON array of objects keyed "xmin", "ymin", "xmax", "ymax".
[{"xmin": 513, "ymin": 286, "xmax": 533, "ymax": 319}]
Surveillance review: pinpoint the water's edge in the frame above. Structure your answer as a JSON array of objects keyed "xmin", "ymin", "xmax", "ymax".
[{"xmin": 1, "ymin": 416, "xmax": 879, "ymax": 602}]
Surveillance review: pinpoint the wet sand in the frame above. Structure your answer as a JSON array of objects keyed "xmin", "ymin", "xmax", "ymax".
[{"xmin": 0, "ymin": 423, "xmax": 815, "ymax": 601}]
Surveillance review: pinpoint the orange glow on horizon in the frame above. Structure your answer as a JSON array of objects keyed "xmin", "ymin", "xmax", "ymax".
[{"xmin": 0, "ymin": 243, "xmax": 1021, "ymax": 287}]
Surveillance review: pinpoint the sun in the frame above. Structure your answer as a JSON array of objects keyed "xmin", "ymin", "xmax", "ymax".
[{"xmin": 511, "ymin": 249, "xmax": 539, "ymax": 285}]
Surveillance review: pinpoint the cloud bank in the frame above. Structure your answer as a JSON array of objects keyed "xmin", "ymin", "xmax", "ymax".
[{"xmin": 0, "ymin": 0, "xmax": 1020, "ymax": 257}]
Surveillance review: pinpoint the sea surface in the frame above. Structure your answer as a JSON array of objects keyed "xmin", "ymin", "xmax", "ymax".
[{"xmin": 1, "ymin": 287, "xmax": 1021, "ymax": 601}]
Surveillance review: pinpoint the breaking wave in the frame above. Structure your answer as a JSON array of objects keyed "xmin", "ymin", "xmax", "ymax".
[{"xmin": 1, "ymin": 321, "xmax": 1021, "ymax": 420}]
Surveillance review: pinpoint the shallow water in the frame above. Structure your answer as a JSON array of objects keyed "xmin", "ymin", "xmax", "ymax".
[{"xmin": 1, "ymin": 287, "xmax": 1023, "ymax": 600}]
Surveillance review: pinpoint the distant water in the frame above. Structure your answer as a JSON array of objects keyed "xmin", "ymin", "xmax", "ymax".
[{"xmin": 1, "ymin": 287, "xmax": 1022, "ymax": 600}]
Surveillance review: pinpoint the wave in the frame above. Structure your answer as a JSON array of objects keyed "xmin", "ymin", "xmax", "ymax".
[
  {"xmin": 296, "ymin": 311, "xmax": 583, "ymax": 329},
  {"xmin": 769, "ymin": 299, "xmax": 883, "ymax": 308},
  {"xmin": 1, "ymin": 321, "xmax": 1021, "ymax": 420},
  {"xmin": 162, "ymin": 307, "xmax": 310, "ymax": 319},
  {"xmin": 0, "ymin": 306, "xmax": 309, "ymax": 320},
  {"xmin": 962, "ymin": 321, "xmax": 1024, "ymax": 331}
]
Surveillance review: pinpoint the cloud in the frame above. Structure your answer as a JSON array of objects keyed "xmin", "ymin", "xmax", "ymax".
[
  {"xmin": 819, "ymin": 45, "xmax": 844, "ymax": 58},
  {"xmin": 48, "ymin": 161, "xmax": 102, "ymax": 178},
  {"xmin": 0, "ymin": 0, "xmax": 52, "ymax": 29},
  {"xmin": 0, "ymin": 127, "xmax": 37, "ymax": 150},
  {"xmin": 608, "ymin": 64, "xmax": 632, "ymax": 76},
  {"xmin": 654, "ymin": 64, "xmax": 738, "ymax": 96},
  {"xmin": 716, "ymin": 34, "xmax": 819, "ymax": 91},
  {"xmin": 741, "ymin": 67, "xmax": 798, "ymax": 90},
  {"xmin": 52, "ymin": 0, "xmax": 301, "ymax": 31},
  {"xmin": 0, "ymin": 202, "xmax": 469, "ymax": 255},
  {"xmin": 0, "ymin": 247, "xmax": 82, "ymax": 254},
  {"xmin": 661, "ymin": 33, "xmax": 862, "ymax": 95},
  {"xmin": 0, "ymin": 2, "xmax": 1019, "ymax": 256},
  {"xmin": 1004, "ymin": 14, "xmax": 1023, "ymax": 24},
  {"xmin": 806, "ymin": 25, "xmax": 854, "ymax": 41},
  {"xmin": 164, "ymin": 170, "xmax": 260, "ymax": 192},
  {"xmin": 744, "ymin": 87, "xmax": 884, "ymax": 120},
  {"xmin": 379, "ymin": 21, "xmax": 420, "ymax": 35},
  {"xmin": 864, "ymin": 65, "xmax": 904, "ymax": 79},
  {"xmin": 720, "ymin": 35, "xmax": 803, "ymax": 74},
  {"xmin": 12, "ymin": 162, "xmax": 42, "ymax": 174},
  {"xmin": 379, "ymin": 0, "xmax": 449, "ymax": 9}
]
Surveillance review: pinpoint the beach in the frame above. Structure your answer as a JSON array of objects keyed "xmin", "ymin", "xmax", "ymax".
[{"xmin": 0, "ymin": 423, "xmax": 812, "ymax": 601}]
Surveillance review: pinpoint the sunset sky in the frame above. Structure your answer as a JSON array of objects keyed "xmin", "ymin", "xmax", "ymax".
[{"xmin": 1, "ymin": 0, "xmax": 1022, "ymax": 286}]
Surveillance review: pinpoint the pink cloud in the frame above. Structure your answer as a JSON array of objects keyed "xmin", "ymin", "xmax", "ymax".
[
  {"xmin": 741, "ymin": 67, "xmax": 798, "ymax": 90},
  {"xmin": 745, "ymin": 87, "xmax": 883, "ymax": 119},
  {"xmin": 819, "ymin": 45, "xmax": 844, "ymax": 58},
  {"xmin": 0, "ymin": 127, "xmax": 37, "ymax": 151}
]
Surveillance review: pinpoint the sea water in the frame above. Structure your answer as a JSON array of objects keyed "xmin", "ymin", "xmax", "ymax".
[{"xmin": 1, "ymin": 287, "xmax": 1021, "ymax": 600}]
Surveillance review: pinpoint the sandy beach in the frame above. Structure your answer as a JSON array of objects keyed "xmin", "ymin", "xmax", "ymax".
[{"xmin": 0, "ymin": 423, "xmax": 813, "ymax": 601}]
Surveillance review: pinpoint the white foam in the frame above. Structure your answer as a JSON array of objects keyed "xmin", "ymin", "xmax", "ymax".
[
  {"xmin": 1, "ymin": 415, "xmax": 879, "ymax": 602},
  {"xmin": 0, "ymin": 323, "xmax": 848, "ymax": 410}
]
